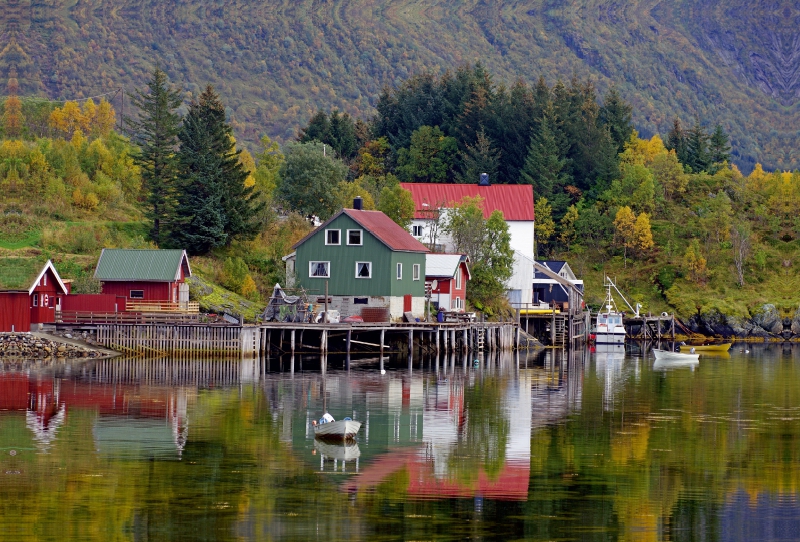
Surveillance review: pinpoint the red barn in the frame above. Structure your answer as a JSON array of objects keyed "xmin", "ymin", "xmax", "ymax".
[
  {"xmin": 93, "ymin": 249, "xmax": 193, "ymax": 310},
  {"xmin": 0, "ymin": 258, "xmax": 69, "ymax": 332},
  {"xmin": 425, "ymin": 254, "xmax": 470, "ymax": 312}
]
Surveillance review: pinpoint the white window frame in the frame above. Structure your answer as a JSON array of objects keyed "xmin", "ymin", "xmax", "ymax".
[
  {"xmin": 412, "ymin": 225, "xmax": 423, "ymax": 237},
  {"xmin": 33, "ymin": 293, "xmax": 38, "ymax": 307},
  {"xmin": 130, "ymin": 290, "xmax": 144, "ymax": 299},
  {"xmin": 355, "ymin": 261, "xmax": 372, "ymax": 279},
  {"xmin": 455, "ymin": 268, "xmax": 462, "ymax": 290},
  {"xmin": 325, "ymin": 229, "xmax": 341, "ymax": 245},
  {"xmin": 413, "ymin": 264, "xmax": 420, "ymax": 281},
  {"xmin": 347, "ymin": 229, "xmax": 363, "ymax": 246},
  {"xmin": 396, "ymin": 263, "xmax": 403, "ymax": 280},
  {"xmin": 454, "ymin": 297, "xmax": 462, "ymax": 310},
  {"xmin": 309, "ymin": 261, "xmax": 330, "ymax": 278},
  {"xmin": 42, "ymin": 274, "xmax": 47, "ymax": 286}
]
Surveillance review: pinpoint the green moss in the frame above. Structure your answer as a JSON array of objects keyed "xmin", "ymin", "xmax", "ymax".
[{"xmin": 186, "ymin": 274, "xmax": 263, "ymax": 323}]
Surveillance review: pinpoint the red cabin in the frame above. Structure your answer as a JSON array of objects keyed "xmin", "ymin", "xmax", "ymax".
[
  {"xmin": 425, "ymin": 254, "xmax": 470, "ymax": 312},
  {"xmin": 0, "ymin": 258, "xmax": 69, "ymax": 332},
  {"xmin": 93, "ymin": 249, "xmax": 193, "ymax": 311}
]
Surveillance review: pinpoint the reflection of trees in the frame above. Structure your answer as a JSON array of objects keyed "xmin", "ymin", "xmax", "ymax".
[
  {"xmin": 447, "ymin": 375, "xmax": 510, "ymax": 483},
  {"xmin": 526, "ymin": 346, "xmax": 800, "ymax": 539}
]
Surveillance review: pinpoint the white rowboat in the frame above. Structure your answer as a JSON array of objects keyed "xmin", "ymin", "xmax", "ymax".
[{"xmin": 653, "ymin": 348, "xmax": 699, "ymax": 361}]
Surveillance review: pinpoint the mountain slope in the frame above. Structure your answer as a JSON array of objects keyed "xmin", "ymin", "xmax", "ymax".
[{"xmin": 2, "ymin": 0, "xmax": 797, "ymax": 171}]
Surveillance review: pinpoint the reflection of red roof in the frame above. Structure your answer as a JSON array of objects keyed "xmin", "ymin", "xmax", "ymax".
[
  {"xmin": 293, "ymin": 209, "xmax": 429, "ymax": 253},
  {"xmin": 400, "ymin": 183, "xmax": 534, "ymax": 221},
  {"xmin": 342, "ymin": 447, "xmax": 529, "ymax": 501},
  {"xmin": 407, "ymin": 460, "xmax": 529, "ymax": 501}
]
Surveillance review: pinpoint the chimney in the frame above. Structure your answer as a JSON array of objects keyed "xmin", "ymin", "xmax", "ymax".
[
  {"xmin": 353, "ymin": 196, "xmax": 363, "ymax": 210},
  {"xmin": 479, "ymin": 172, "xmax": 490, "ymax": 186}
]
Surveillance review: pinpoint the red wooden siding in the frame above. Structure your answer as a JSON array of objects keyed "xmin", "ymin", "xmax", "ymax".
[
  {"xmin": 432, "ymin": 279, "xmax": 452, "ymax": 294},
  {"xmin": 62, "ymin": 294, "xmax": 123, "ymax": 313},
  {"xmin": 101, "ymin": 281, "xmax": 173, "ymax": 302},
  {"xmin": 0, "ymin": 292, "xmax": 30, "ymax": 332}
]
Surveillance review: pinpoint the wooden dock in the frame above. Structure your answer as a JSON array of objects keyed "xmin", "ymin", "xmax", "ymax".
[
  {"xmin": 623, "ymin": 314, "xmax": 677, "ymax": 340},
  {"xmin": 72, "ymin": 321, "xmax": 524, "ymax": 359}
]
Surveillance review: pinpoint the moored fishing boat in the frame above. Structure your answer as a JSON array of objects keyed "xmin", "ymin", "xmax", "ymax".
[{"xmin": 593, "ymin": 280, "xmax": 627, "ymax": 344}]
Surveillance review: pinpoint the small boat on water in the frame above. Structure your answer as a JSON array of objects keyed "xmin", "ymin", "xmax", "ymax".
[
  {"xmin": 653, "ymin": 348, "xmax": 700, "ymax": 361},
  {"xmin": 679, "ymin": 343, "xmax": 732, "ymax": 353},
  {"xmin": 312, "ymin": 413, "xmax": 361, "ymax": 440},
  {"xmin": 593, "ymin": 280, "xmax": 627, "ymax": 345}
]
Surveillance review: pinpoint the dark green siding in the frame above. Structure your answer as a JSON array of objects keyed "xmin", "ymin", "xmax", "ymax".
[{"xmin": 295, "ymin": 214, "xmax": 425, "ymax": 297}]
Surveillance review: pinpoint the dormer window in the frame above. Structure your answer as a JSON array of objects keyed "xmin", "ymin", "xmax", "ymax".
[
  {"xmin": 347, "ymin": 229, "xmax": 363, "ymax": 246},
  {"xmin": 325, "ymin": 229, "xmax": 341, "ymax": 245}
]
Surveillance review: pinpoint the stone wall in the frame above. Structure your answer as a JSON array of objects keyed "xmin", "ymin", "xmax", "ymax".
[{"xmin": 0, "ymin": 333, "xmax": 106, "ymax": 359}]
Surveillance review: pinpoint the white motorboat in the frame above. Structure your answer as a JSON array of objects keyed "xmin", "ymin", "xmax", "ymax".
[{"xmin": 312, "ymin": 413, "xmax": 361, "ymax": 440}]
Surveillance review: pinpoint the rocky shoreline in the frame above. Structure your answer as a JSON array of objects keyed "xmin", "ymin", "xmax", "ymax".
[
  {"xmin": 683, "ymin": 304, "xmax": 800, "ymax": 341},
  {"xmin": 0, "ymin": 333, "xmax": 109, "ymax": 359}
]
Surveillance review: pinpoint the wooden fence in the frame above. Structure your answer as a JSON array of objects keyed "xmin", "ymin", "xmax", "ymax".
[
  {"xmin": 58, "ymin": 311, "xmax": 203, "ymax": 325},
  {"xmin": 126, "ymin": 301, "xmax": 200, "ymax": 313},
  {"xmin": 95, "ymin": 324, "xmax": 260, "ymax": 358}
]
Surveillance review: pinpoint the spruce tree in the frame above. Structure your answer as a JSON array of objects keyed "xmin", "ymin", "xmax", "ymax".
[
  {"xmin": 126, "ymin": 67, "xmax": 182, "ymax": 246},
  {"xmin": 708, "ymin": 124, "xmax": 731, "ymax": 170},
  {"xmin": 456, "ymin": 128, "xmax": 501, "ymax": 184},
  {"xmin": 665, "ymin": 117, "xmax": 688, "ymax": 165},
  {"xmin": 599, "ymin": 86, "xmax": 633, "ymax": 155},
  {"xmin": 171, "ymin": 85, "xmax": 262, "ymax": 254},
  {"xmin": 520, "ymin": 115, "xmax": 571, "ymax": 216},
  {"xmin": 685, "ymin": 120, "xmax": 711, "ymax": 173}
]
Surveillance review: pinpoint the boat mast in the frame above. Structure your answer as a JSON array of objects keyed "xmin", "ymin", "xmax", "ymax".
[{"xmin": 604, "ymin": 276, "xmax": 640, "ymax": 317}]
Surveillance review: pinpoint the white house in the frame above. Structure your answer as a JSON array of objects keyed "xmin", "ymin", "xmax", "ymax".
[{"xmin": 400, "ymin": 180, "xmax": 534, "ymax": 305}]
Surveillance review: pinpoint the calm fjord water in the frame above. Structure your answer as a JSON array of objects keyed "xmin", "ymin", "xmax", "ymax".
[{"xmin": 2, "ymin": 345, "xmax": 800, "ymax": 541}]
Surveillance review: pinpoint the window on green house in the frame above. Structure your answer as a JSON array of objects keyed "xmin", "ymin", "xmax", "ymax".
[
  {"xmin": 413, "ymin": 264, "xmax": 420, "ymax": 280},
  {"xmin": 310, "ymin": 261, "xmax": 330, "ymax": 278},
  {"xmin": 325, "ymin": 229, "xmax": 341, "ymax": 245},
  {"xmin": 396, "ymin": 263, "xmax": 403, "ymax": 280},
  {"xmin": 356, "ymin": 262, "xmax": 372, "ymax": 278},
  {"xmin": 347, "ymin": 229, "xmax": 363, "ymax": 245}
]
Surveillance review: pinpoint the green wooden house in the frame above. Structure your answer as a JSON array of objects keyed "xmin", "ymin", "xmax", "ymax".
[{"xmin": 286, "ymin": 206, "xmax": 429, "ymax": 321}]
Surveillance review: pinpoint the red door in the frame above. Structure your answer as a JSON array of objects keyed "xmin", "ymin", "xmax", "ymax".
[{"xmin": 403, "ymin": 295, "xmax": 412, "ymax": 312}]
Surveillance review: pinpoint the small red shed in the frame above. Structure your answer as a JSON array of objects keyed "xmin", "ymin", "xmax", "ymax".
[
  {"xmin": 425, "ymin": 254, "xmax": 470, "ymax": 312},
  {"xmin": 93, "ymin": 249, "xmax": 192, "ymax": 310},
  {"xmin": 0, "ymin": 258, "xmax": 69, "ymax": 332}
]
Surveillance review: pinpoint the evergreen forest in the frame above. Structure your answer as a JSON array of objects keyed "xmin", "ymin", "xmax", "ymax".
[{"xmin": 2, "ymin": 62, "xmax": 799, "ymax": 324}]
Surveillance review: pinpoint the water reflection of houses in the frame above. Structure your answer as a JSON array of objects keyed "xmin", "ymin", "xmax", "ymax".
[{"xmin": 0, "ymin": 364, "xmax": 194, "ymax": 459}]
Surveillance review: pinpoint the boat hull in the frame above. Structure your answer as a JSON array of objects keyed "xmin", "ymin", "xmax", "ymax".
[
  {"xmin": 593, "ymin": 330, "xmax": 626, "ymax": 344},
  {"xmin": 653, "ymin": 348, "xmax": 699, "ymax": 362},
  {"xmin": 313, "ymin": 420, "xmax": 362, "ymax": 440}
]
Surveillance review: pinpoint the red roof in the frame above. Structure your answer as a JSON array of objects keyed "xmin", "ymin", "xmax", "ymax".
[
  {"xmin": 292, "ymin": 209, "xmax": 429, "ymax": 253},
  {"xmin": 400, "ymin": 183, "xmax": 534, "ymax": 221}
]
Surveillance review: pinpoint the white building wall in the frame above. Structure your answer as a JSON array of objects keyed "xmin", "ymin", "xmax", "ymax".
[
  {"xmin": 410, "ymin": 216, "xmax": 534, "ymax": 262},
  {"xmin": 506, "ymin": 251, "xmax": 533, "ymax": 306},
  {"xmin": 324, "ymin": 295, "xmax": 425, "ymax": 321}
]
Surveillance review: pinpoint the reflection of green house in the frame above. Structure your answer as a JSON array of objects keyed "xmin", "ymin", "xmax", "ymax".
[
  {"xmin": 93, "ymin": 418, "xmax": 185, "ymax": 460},
  {"xmin": 285, "ymin": 203, "xmax": 429, "ymax": 321}
]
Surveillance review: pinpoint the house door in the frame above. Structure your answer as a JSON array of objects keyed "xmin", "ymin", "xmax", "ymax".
[
  {"xmin": 403, "ymin": 294, "xmax": 412, "ymax": 312},
  {"xmin": 179, "ymin": 283, "xmax": 190, "ymax": 309}
]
